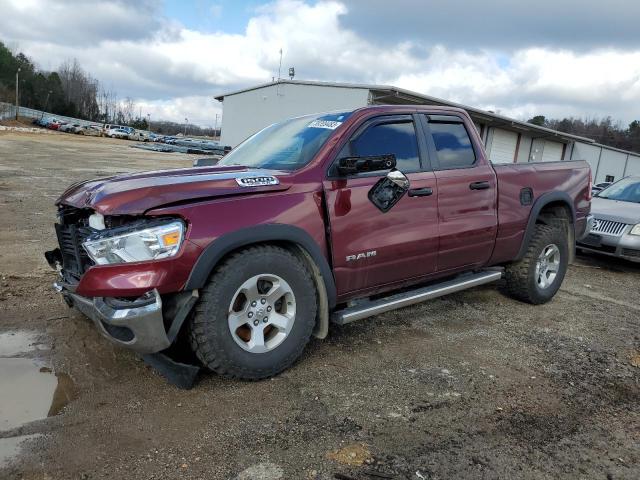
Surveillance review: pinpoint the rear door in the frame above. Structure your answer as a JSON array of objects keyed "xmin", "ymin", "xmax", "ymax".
[
  {"xmin": 419, "ymin": 114, "xmax": 498, "ymax": 271},
  {"xmin": 323, "ymin": 114, "xmax": 439, "ymax": 295}
]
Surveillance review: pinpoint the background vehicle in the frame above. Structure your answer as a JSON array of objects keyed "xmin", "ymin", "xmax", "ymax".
[
  {"xmin": 45, "ymin": 106, "xmax": 592, "ymax": 381},
  {"xmin": 128, "ymin": 130, "xmax": 150, "ymax": 142},
  {"xmin": 59, "ymin": 123, "xmax": 82, "ymax": 133},
  {"xmin": 80, "ymin": 125, "xmax": 102, "ymax": 136},
  {"xmin": 106, "ymin": 127, "xmax": 130, "ymax": 139},
  {"xmin": 102, "ymin": 124, "xmax": 129, "ymax": 136},
  {"xmin": 48, "ymin": 120, "xmax": 64, "ymax": 130},
  {"xmin": 578, "ymin": 176, "xmax": 640, "ymax": 262}
]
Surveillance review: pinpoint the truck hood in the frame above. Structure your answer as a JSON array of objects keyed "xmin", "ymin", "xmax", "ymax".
[
  {"xmin": 591, "ymin": 196, "xmax": 640, "ymax": 224},
  {"xmin": 57, "ymin": 165, "xmax": 291, "ymax": 215}
]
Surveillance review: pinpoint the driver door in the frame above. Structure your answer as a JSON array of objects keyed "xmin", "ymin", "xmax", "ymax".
[{"xmin": 323, "ymin": 114, "xmax": 439, "ymax": 296}]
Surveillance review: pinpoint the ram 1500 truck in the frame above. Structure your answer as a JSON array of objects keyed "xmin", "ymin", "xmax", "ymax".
[{"xmin": 45, "ymin": 106, "xmax": 593, "ymax": 380}]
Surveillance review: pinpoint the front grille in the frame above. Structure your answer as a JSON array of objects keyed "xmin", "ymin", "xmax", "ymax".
[
  {"xmin": 622, "ymin": 248, "xmax": 640, "ymax": 258},
  {"xmin": 591, "ymin": 218, "xmax": 627, "ymax": 236},
  {"xmin": 55, "ymin": 223, "xmax": 94, "ymax": 280}
]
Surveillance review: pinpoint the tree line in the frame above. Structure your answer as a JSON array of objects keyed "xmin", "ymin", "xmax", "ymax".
[
  {"xmin": 0, "ymin": 41, "xmax": 214, "ymax": 135},
  {"xmin": 0, "ymin": 41, "xmax": 152, "ymax": 127},
  {"xmin": 527, "ymin": 115, "xmax": 640, "ymax": 153}
]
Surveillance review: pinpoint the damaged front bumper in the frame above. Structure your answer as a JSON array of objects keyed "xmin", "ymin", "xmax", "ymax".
[{"xmin": 57, "ymin": 284, "xmax": 171, "ymax": 354}]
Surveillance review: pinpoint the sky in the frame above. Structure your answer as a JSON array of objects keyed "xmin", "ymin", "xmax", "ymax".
[{"xmin": 1, "ymin": 0, "xmax": 639, "ymax": 127}]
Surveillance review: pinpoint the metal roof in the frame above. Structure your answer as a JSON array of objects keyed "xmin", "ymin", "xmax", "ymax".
[{"xmin": 214, "ymin": 79, "xmax": 595, "ymax": 144}]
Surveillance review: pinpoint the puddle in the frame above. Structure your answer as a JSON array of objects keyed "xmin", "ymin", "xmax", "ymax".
[
  {"xmin": 0, "ymin": 434, "xmax": 41, "ymax": 468},
  {"xmin": 0, "ymin": 331, "xmax": 43, "ymax": 357},
  {"xmin": 0, "ymin": 331, "xmax": 77, "ymax": 468}
]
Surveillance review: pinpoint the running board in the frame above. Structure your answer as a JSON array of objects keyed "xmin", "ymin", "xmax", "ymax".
[{"xmin": 331, "ymin": 270, "xmax": 503, "ymax": 325}]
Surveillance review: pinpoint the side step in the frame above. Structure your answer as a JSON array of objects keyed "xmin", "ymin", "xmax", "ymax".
[{"xmin": 331, "ymin": 270, "xmax": 503, "ymax": 325}]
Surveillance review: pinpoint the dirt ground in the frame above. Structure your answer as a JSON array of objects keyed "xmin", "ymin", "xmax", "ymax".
[{"xmin": 0, "ymin": 131, "xmax": 639, "ymax": 480}]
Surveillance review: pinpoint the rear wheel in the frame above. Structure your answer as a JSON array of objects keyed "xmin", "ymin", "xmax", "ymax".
[
  {"xmin": 504, "ymin": 224, "xmax": 568, "ymax": 304},
  {"xmin": 188, "ymin": 245, "xmax": 317, "ymax": 379}
]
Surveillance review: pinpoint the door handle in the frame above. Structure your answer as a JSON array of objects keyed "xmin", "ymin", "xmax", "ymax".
[
  {"xmin": 469, "ymin": 181, "xmax": 490, "ymax": 190},
  {"xmin": 408, "ymin": 187, "xmax": 433, "ymax": 197}
]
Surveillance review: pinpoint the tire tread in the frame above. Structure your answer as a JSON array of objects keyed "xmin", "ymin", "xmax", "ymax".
[
  {"xmin": 504, "ymin": 224, "xmax": 567, "ymax": 304},
  {"xmin": 187, "ymin": 245, "xmax": 317, "ymax": 380}
]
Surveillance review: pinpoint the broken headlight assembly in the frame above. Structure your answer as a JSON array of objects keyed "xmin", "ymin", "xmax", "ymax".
[{"xmin": 82, "ymin": 219, "xmax": 185, "ymax": 265}]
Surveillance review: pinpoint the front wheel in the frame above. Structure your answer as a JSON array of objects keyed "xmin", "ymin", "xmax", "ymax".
[
  {"xmin": 188, "ymin": 245, "xmax": 317, "ymax": 379},
  {"xmin": 504, "ymin": 224, "xmax": 568, "ymax": 304}
]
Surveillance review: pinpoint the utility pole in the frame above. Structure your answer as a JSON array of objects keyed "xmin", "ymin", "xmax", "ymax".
[
  {"xmin": 184, "ymin": 118, "xmax": 188, "ymax": 136},
  {"xmin": 147, "ymin": 113, "xmax": 151, "ymax": 132},
  {"xmin": 15, "ymin": 67, "xmax": 21, "ymax": 120},
  {"xmin": 41, "ymin": 90, "xmax": 52, "ymax": 120},
  {"xmin": 214, "ymin": 113, "xmax": 219, "ymax": 141},
  {"xmin": 277, "ymin": 48, "xmax": 283, "ymax": 81}
]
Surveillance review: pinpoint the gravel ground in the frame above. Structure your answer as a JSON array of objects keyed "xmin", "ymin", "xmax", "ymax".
[{"xmin": 0, "ymin": 131, "xmax": 639, "ymax": 480}]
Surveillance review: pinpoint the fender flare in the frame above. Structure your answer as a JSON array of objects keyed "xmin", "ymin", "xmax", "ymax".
[
  {"xmin": 184, "ymin": 224, "xmax": 337, "ymax": 308},
  {"xmin": 515, "ymin": 191, "xmax": 576, "ymax": 260}
]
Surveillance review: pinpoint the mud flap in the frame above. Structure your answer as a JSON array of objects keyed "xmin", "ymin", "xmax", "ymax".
[{"xmin": 141, "ymin": 353, "xmax": 201, "ymax": 390}]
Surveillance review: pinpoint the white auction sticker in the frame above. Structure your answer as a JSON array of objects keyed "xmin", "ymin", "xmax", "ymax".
[{"xmin": 307, "ymin": 120, "xmax": 342, "ymax": 129}]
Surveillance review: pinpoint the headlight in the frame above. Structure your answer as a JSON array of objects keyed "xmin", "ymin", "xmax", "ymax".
[
  {"xmin": 630, "ymin": 224, "xmax": 640, "ymax": 236},
  {"xmin": 83, "ymin": 220, "xmax": 185, "ymax": 265}
]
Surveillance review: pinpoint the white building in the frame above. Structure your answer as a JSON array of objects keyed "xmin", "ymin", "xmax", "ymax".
[{"xmin": 215, "ymin": 80, "xmax": 640, "ymax": 183}]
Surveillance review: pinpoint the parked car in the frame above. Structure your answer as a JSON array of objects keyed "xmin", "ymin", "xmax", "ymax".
[
  {"xmin": 106, "ymin": 127, "xmax": 130, "ymax": 139},
  {"xmin": 59, "ymin": 123, "xmax": 82, "ymax": 133},
  {"xmin": 578, "ymin": 176, "xmax": 640, "ymax": 262},
  {"xmin": 48, "ymin": 120, "xmax": 65, "ymax": 130},
  {"xmin": 80, "ymin": 125, "xmax": 101, "ymax": 136},
  {"xmin": 129, "ymin": 130, "xmax": 151, "ymax": 142},
  {"xmin": 102, "ymin": 124, "xmax": 129, "ymax": 137},
  {"xmin": 45, "ymin": 106, "xmax": 592, "ymax": 380}
]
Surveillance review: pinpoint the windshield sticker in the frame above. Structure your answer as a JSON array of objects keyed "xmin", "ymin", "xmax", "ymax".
[{"xmin": 308, "ymin": 120, "xmax": 342, "ymax": 130}]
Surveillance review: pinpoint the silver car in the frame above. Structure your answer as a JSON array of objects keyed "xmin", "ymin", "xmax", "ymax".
[{"xmin": 578, "ymin": 176, "xmax": 640, "ymax": 262}]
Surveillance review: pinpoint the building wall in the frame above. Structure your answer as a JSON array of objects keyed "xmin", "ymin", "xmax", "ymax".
[
  {"xmin": 595, "ymin": 149, "xmax": 628, "ymax": 183},
  {"xmin": 219, "ymin": 83, "xmax": 370, "ymax": 147},
  {"xmin": 624, "ymin": 154, "xmax": 640, "ymax": 176},
  {"xmin": 571, "ymin": 141, "xmax": 640, "ymax": 183}
]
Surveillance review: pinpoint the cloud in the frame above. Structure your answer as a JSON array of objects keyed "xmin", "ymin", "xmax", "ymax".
[
  {"xmin": 0, "ymin": 0, "xmax": 639, "ymax": 127},
  {"xmin": 392, "ymin": 47, "xmax": 640, "ymax": 123},
  {"xmin": 136, "ymin": 95, "xmax": 223, "ymax": 128},
  {"xmin": 0, "ymin": 0, "xmax": 167, "ymax": 46},
  {"xmin": 338, "ymin": 0, "xmax": 640, "ymax": 51}
]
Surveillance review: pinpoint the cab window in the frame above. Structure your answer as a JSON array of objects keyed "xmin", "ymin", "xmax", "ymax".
[
  {"xmin": 348, "ymin": 120, "xmax": 421, "ymax": 172},
  {"xmin": 428, "ymin": 121, "xmax": 476, "ymax": 169}
]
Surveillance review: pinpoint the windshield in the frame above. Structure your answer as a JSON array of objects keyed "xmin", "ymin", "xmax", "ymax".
[
  {"xmin": 597, "ymin": 177, "xmax": 640, "ymax": 203},
  {"xmin": 218, "ymin": 111, "xmax": 352, "ymax": 171}
]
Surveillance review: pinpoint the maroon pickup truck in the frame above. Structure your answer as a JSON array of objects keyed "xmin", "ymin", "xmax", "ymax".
[{"xmin": 46, "ymin": 106, "xmax": 593, "ymax": 380}]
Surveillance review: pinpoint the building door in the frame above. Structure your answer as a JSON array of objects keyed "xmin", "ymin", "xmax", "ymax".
[
  {"xmin": 541, "ymin": 141, "xmax": 564, "ymax": 162},
  {"xmin": 489, "ymin": 128, "xmax": 519, "ymax": 164}
]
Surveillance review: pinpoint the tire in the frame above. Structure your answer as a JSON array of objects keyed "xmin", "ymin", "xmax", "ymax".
[
  {"xmin": 504, "ymin": 224, "xmax": 568, "ymax": 304},
  {"xmin": 188, "ymin": 245, "xmax": 317, "ymax": 379}
]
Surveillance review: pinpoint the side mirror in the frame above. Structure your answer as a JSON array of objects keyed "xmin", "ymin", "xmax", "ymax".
[
  {"xmin": 337, "ymin": 154, "xmax": 396, "ymax": 175},
  {"xmin": 368, "ymin": 169, "xmax": 410, "ymax": 213}
]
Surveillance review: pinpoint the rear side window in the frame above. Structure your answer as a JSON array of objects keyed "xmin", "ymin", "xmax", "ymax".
[
  {"xmin": 428, "ymin": 121, "xmax": 476, "ymax": 169},
  {"xmin": 350, "ymin": 121, "xmax": 421, "ymax": 172}
]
